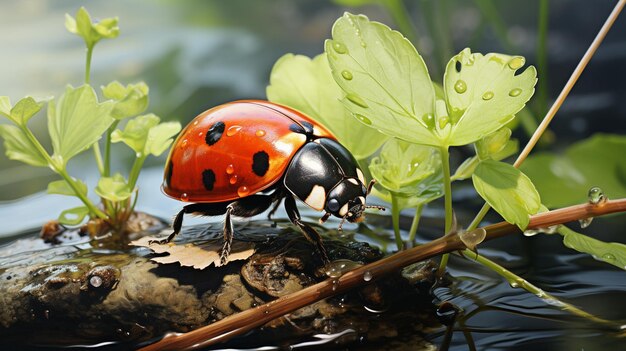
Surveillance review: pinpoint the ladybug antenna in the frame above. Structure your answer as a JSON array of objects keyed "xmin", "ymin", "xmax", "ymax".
[
  {"xmin": 319, "ymin": 212, "xmax": 331, "ymax": 224},
  {"xmin": 365, "ymin": 205, "xmax": 386, "ymax": 212},
  {"xmin": 338, "ymin": 215, "xmax": 348, "ymax": 232},
  {"xmin": 366, "ymin": 179, "xmax": 376, "ymax": 195}
]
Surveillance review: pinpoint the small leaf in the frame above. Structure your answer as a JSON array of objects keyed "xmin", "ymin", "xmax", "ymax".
[
  {"xmin": 95, "ymin": 173, "xmax": 132, "ymax": 202},
  {"xmin": 66, "ymin": 7, "xmax": 119, "ymax": 48},
  {"xmin": 47, "ymin": 179, "xmax": 87, "ymax": 197},
  {"xmin": 111, "ymin": 114, "xmax": 160, "ymax": 154},
  {"xmin": 521, "ymin": 134, "xmax": 626, "ymax": 208},
  {"xmin": 58, "ymin": 206, "xmax": 90, "ymax": 226},
  {"xmin": 326, "ymin": 13, "xmax": 440, "ymax": 146},
  {"xmin": 101, "ymin": 81, "xmax": 149, "ymax": 120},
  {"xmin": 145, "ymin": 121, "xmax": 182, "ymax": 157},
  {"xmin": 0, "ymin": 96, "xmax": 44, "ymax": 126},
  {"xmin": 0, "ymin": 125, "xmax": 48, "ymax": 167},
  {"xmin": 369, "ymin": 139, "xmax": 443, "ymax": 209},
  {"xmin": 476, "ymin": 127, "xmax": 512, "ymax": 160},
  {"xmin": 452, "ymin": 156, "xmax": 479, "ymax": 181},
  {"xmin": 559, "ymin": 226, "xmax": 626, "ymax": 271},
  {"xmin": 444, "ymin": 48, "xmax": 537, "ymax": 145},
  {"xmin": 48, "ymin": 85, "xmax": 114, "ymax": 165},
  {"xmin": 472, "ymin": 160, "xmax": 541, "ymax": 229},
  {"xmin": 267, "ymin": 53, "xmax": 387, "ymax": 159}
]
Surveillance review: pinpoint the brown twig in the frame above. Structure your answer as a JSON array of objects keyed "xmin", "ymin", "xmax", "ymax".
[{"xmin": 139, "ymin": 198, "xmax": 626, "ymax": 351}]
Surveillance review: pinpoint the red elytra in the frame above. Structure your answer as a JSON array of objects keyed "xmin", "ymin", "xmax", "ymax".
[{"xmin": 162, "ymin": 100, "xmax": 335, "ymax": 203}]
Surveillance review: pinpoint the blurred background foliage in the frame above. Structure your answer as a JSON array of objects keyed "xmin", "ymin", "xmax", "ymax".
[{"xmin": 0, "ymin": 0, "xmax": 625, "ymax": 203}]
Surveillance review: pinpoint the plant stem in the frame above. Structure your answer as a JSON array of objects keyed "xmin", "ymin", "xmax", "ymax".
[
  {"xmin": 536, "ymin": 0, "xmax": 550, "ymax": 118},
  {"xmin": 127, "ymin": 154, "xmax": 147, "ymax": 191},
  {"xmin": 438, "ymin": 146, "xmax": 453, "ymax": 274},
  {"xmin": 19, "ymin": 125, "xmax": 107, "ymax": 219},
  {"xmin": 93, "ymin": 142, "xmax": 104, "ymax": 175},
  {"xmin": 139, "ymin": 198, "xmax": 626, "ymax": 351},
  {"xmin": 463, "ymin": 250, "xmax": 613, "ymax": 326},
  {"xmin": 467, "ymin": 203, "xmax": 491, "ymax": 232},
  {"xmin": 85, "ymin": 44, "xmax": 94, "ymax": 84},
  {"xmin": 408, "ymin": 204, "xmax": 423, "ymax": 244},
  {"xmin": 390, "ymin": 194, "xmax": 404, "ymax": 250},
  {"xmin": 466, "ymin": 0, "xmax": 626, "ymax": 229},
  {"xmin": 103, "ymin": 120, "xmax": 119, "ymax": 177}
]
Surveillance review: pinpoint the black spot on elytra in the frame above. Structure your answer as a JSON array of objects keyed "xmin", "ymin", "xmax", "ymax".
[
  {"xmin": 455, "ymin": 60, "xmax": 462, "ymax": 73},
  {"xmin": 289, "ymin": 120, "xmax": 315, "ymax": 135},
  {"xmin": 252, "ymin": 151, "xmax": 270, "ymax": 177},
  {"xmin": 202, "ymin": 169, "xmax": 216, "ymax": 190},
  {"xmin": 205, "ymin": 121, "xmax": 225, "ymax": 146},
  {"xmin": 165, "ymin": 161, "xmax": 174, "ymax": 187}
]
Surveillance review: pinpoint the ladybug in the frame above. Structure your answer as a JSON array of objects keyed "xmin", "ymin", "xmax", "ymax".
[{"xmin": 158, "ymin": 100, "xmax": 381, "ymax": 264}]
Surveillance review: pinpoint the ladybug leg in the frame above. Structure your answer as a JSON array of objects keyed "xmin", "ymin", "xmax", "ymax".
[
  {"xmin": 151, "ymin": 203, "xmax": 231, "ymax": 245},
  {"xmin": 284, "ymin": 195, "xmax": 330, "ymax": 264},
  {"xmin": 267, "ymin": 198, "xmax": 283, "ymax": 221},
  {"xmin": 221, "ymin": 205, "xmax": 234, "ymax": 265}
]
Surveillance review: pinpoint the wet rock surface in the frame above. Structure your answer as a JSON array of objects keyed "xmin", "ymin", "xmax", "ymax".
[{"xmin": 0, "ymin": 219, "xmax": 439, "ymax": 349}]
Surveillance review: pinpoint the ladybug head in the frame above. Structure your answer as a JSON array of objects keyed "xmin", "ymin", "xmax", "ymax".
[{"xmin": 322, "ymin": 178, "xmax": 384, "ymax": 229}]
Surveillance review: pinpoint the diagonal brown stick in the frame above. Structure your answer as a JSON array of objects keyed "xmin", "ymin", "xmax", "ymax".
[{"xmin": 139, "ymin": 198, "xmax": 626, "ymax": 351}]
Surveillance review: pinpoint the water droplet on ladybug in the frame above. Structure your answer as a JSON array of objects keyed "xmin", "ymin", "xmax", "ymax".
[
  {"xmin": 197, "ymin": 131, "xmax": 203, "ymax": 138},
  {"xmin": 508, "ymin": 56, "xmax": 525, "ymax": 70},
  {"xmin": 355, "ymin": 114, "xmax": 372, "ymax": 125},
  {"xmin": 346, "ymin": 93, "xmax": 368, "ymax": 108},
  {"xmin": 226, "ymin": 164, "xmax": 235, "ymax": 175},
  {"xmin": 255, "ymin": 129, "xmax": 266, "ymax": 137},
  {"xmin": 226, "ymin": 125, "xmax": 242, "ymax": 136},
  {"xmin": 341, "ymin": 70, "xmax": 353, "ymax": 80},
  {"xmin": 192, "ymin": 120, "xmax": 199, "ymax": 126},
  {"xmin": 332, "ymin": 41, "xmax": 348, "ymax": 54},
  {"xmin": 180, "ymin": 139, "xmax": 189, "ymax": 148},
  {"xmin": 237, "ymin": 186, "xmax": 249, "ymax": 197},
  {"xmin": 229, "ymin": 175, "xmax": 238, "ymax": 185},
  {"xmin": 454, "ymin": 79, "xmax": 467, "ymax": 93},
  {"xmin": 482, "ymin": 91, "xmax": 494, "ymax": 100},
  {"xmin": 181, "ymin": 193, "xmax": 189, "ymax": 201},
  {"xmin": 509, "ymin": 88, "xmax": 522, "ymax": 97}
]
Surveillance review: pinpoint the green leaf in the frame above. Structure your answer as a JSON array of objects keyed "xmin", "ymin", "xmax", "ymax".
[
  {"xmin": 559, "ymin": 226, "xmax": 626, "ymax": 270},
  {"xmin": 452, "ymin": 156, "xmax": 479, "ymax": 181},
  {"xmin": 101, "ymin": 81, "xmax": 149, "ymax": 119},
  {"xmin": 48, "ymin": 85, "xmax": 114, "ymax": 165},
  {"xmin": 47, "ymin": 179, "xmax": 87, "ymax": 197},
  {"xmin": 452, "ymin": 129, "xmax": 518, "ymax": 181},
  {"xmin": 58, "ymin": 206, "xmax": 90, "ymax": 226},
  {"xmin": 267, "ymin": 53, "xmax": 387, "ymax": 159},
  {"xmin": 0, "ymin": 125, "xmax": 48, "ymax": 167},
  {"xmin": 369, "ymin": 139, "xmax": 443, "ymax": 209},
  {"xmin": 111, "ymin": 114, "xmax": 160, "ymax": 154},
  {"xmin": 521, "ymin": 134, "xmax": 626, "ymax": 208},
  {"xmin": 476, "ymin": 127, "xmax": 511, "ymax": 160},
  {"xmin": 444, "ymin": 48, "xmax": 537, "ymax": 145},
  {"xmin": 65, "ymin": 7, "xmax": 119, "ymax": 48},
  {"xmin": 95, "ymin": 173, "xmax": 132, "ymax": 202},
  {"xmin": 145, "ymin": 122, "xmax": 182, "ymax": 157},
  {"xmin": 325, "ymin": 13, "xmax": 440, "ymax": 146},
  {"xmin": 0, "ymin": 96, "xmax": 44, "ymax": 126},
  {"xmin": 472, "ymin": 160, "xmax": 541, "ymax": 229}
]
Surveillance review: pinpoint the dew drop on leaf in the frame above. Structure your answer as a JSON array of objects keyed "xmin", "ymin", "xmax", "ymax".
[
  {"xmin": 332, "ymin": 41, "xmax": 348, "ymax": 54},
  {"xmin": 509, "ymin": 88, "xmax": 522, "ymax": 97},
  {"xmin": 355, "ymin": 114, "xmax": 372, "ymax": 125},
  {"xmin": 438, "ymin": 116, "xmax": 450, "ymax": 129},
  {"xmin": 482, "ymin": 91, "xmax": 494, "ymax": 100},
  {"xmin": 454, "ymin": 80, "xmax": 467, "ymax": 94},
  {"xmin": 508, "ymin": 56, "xmax": 525, "ymax": 70},
  {"xmin": 341, "ymin": 70, "xmax": 353, "ymax": 80},
  {"xmin": 587, "ymin": 186, "xmax": 606, "ymax": 205},
  {"xmin": 601, "ymin": 253, "xmax": 616, "ymax": 262},
  {"xmin": 346, "ymin": 93, "xmax": 369, "ymax": 108},
  {"xmin": 422, "ymin": 113, "xmax": 435, "ymax": 129}
]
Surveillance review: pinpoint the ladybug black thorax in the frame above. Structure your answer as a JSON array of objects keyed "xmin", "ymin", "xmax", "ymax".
[{"xmin": 284, "ymin": 137, "xmax": 369, "ymax": 222}]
